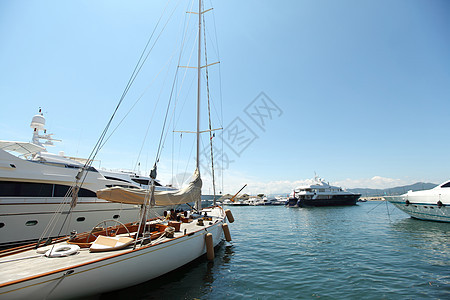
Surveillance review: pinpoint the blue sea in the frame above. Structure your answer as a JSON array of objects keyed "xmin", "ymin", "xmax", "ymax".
[{"xmin": 99, "ymin": 202, "xmax": 450, "ymax": 299}]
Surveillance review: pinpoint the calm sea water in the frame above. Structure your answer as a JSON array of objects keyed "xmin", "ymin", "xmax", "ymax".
[{"xmin": 99, "ymin": 202, "xmax": 450, "ymax": 299}]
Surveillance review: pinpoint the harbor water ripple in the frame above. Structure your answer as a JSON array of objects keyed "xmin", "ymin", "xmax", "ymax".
[{"xmin": 100, "ymin": 202, "xmax": 450, "ymax": 299}]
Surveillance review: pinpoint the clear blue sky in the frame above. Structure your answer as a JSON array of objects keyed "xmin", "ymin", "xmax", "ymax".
[{"xmin": 1, "ymin": 0, "xmax": 449, "ymax": 195}]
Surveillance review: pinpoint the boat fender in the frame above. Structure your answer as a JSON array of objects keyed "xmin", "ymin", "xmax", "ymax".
[
  {"xmin": 437, "ymin": 200, "xmax": 443, "ymax": 208},
  {"xmin": 225, "ymin": 209, "xmax": 234, "ymax": 223},
  {"xmin": 45, "ymin": 244, "xmax": 80, "ymax": 258},
  {"xmin": 223, "ymin": 223, "xmax": 232, "ymax": 242},
  {"xmin": 405, "ymin": 200, "xmax": 410, "ymax": 206},
  {"xmin": 205, "ymin": 233, "xmax": 214, "ymax": 261}
]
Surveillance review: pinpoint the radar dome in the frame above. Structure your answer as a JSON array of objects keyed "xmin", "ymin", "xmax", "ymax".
[{"xmin": 30, "ymin": 114, "xmax": 46, "ymax": 130}]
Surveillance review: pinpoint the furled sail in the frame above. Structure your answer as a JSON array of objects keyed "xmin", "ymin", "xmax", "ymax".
[{"xmin": 97, "ymin": 169, "xmax": 202, "ymax": 206}]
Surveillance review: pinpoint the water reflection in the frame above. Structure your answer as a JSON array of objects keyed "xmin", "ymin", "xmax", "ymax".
[
  {"xmin": 391, "ymin": 218, "xmax": 450, "ymax": 267},
  {"xmin": 98, "ymin": 242, "xmax": 235, "ymax": 300}
]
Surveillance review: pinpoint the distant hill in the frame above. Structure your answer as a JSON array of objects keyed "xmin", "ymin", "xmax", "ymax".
[{"xmin": 348, "ymin": 182, "xmax": 437, "ymax": 197}]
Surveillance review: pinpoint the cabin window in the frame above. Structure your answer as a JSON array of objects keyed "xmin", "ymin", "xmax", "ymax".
[
  {"xmin": 0, "ymin": 181, "xmax": 96, "ymax": 198},
  {"xmin": 76, "ymin": 217, "xmax": 86, "ymax": 222},
  {"xmin": 104, "ymin": 176, "xmax": 130, "ymax": 183},
  {"xmin": 10, "ymin": 164, "xmax": 16, "ymax": 168},
  {"xmin": 131, "ymin": 178, "xmax": 149, "ymax": 185},
  {"xmin": 441, "ymin": 182, "xmax": 450, "ymax": 188},
  {"xmin": 26, "ymin": 220, "xmax": 38, "ymax": 226},
  {"xmin": 0, "ymin": 222, "xmax": 5, "ymax": 228},
  {"xmin": 113, "ymin": 215, "xmax": 120, "ymax": 219}
]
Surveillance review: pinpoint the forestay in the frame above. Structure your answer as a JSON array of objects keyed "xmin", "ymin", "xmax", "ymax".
[{"xmin": 97, "ymin": 168, "xmax": 201, "ymax": 206}]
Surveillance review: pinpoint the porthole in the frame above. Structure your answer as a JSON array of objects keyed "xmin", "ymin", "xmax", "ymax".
[
  {"xmin": 113, "ymin": 215, "xmax": 120, "ymax": 219},
  {"xmin": 0, "ymin": 222, "xmax": 5, "ymax": 228},
  {"xmin": 76, "ymin": 217, "xmax": 86, "ymax": 222},
  {"xmin": 424, "ymin": 206, "xmax": 428, "ymax": 209},
  {"xmin": 26, "ymin": 220, "xmax": 38, "ymax": 226}
]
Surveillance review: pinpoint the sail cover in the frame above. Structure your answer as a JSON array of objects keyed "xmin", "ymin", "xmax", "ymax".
[{"xmin": 97, "ymin": 169, "xmax": 202, "ymax": 206}]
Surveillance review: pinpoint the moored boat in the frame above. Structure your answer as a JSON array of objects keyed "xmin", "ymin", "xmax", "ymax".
[
  {"xmin": 385, "ymin": 180, "xmax": 450, "ymax": 222},
  {"xmin": 0, "ymin": 110, "xmax": 175, "ymax": 248},
  {"xmin": 286, "ymin": 175, "xmax": 360, "ymax": 207}
]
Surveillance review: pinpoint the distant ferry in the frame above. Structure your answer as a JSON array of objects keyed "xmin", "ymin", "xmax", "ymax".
[
  {"xmin": 385, "ymin": 180, "xmax": 450, "ymax": 222},
  {"xmin": 286, "ymin": 176, "xmax": 360, "ymax": 207}
]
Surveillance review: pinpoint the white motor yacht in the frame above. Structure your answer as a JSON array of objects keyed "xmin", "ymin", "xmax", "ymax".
[
  {"xmin": 0, "ymin": 110, "xmax": 175, "ymax": 247},
  {"xmin": 286, "ymin": 175, "xmax": 360, "ymax": 207},
  {"xmin": 385, "ymin": 181, "xmax": 450, "ymax": 222}
]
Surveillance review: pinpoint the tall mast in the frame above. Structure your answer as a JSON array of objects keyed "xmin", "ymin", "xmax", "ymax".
[
  {"xmin": 194, "ymin": 0, "xmax": 202, "ymax": 211},
  {"xmin": 196, "ymin": 0, "xmax": 201, "ymax": 171}
]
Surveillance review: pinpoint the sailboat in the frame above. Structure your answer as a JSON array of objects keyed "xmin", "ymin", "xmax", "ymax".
[{"xmin": 0, "ymin": 1, "xmax": 233, "ymax": 299}]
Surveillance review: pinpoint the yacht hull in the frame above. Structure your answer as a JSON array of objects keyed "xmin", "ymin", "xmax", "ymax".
[
  {"xmin": 387, "ymin": 196, "xmax": 450, "ymax": 222},
  {"xmin": 287, "ymin": 194, "xmax": 360, "ymax": 207},
  {"xmin": 0, "ymin": 149, "xmax": 173, "ymax": 247}
]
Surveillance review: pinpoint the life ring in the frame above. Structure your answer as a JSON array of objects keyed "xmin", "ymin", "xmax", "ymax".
[{"xmin": 45, "ymin": 244, "xmax": 80, "ymax": 258}]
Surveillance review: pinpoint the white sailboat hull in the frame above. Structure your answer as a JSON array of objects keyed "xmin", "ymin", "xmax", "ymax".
[{"xmin": 0, "ymin": 216, "xmax": 225, "ymax": 299}]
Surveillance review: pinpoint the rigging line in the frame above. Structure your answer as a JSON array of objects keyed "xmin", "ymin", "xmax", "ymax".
[
  {"xmin": 38, "ymin": 190, "xmax": 71, "ymax": 242},
  {"xmin": 209, "ymin": 1, "xmax": 225, "ymax": 192},
  {"xmin": 171, "ymin": 0, "xmax": 194, "ymax": 181},
  {"xmin": 53, "ymin": 1, "xmax": 178, "ymax": 235},
  {"xmin": 41, "ymin": 2, "xmax": 179, "ymax": 242},
  {"xmin": 210, "ymin": 1, "xmax": 224, "ymax": 125},
  {"xmin": 203, "ymin": 9, "xmax": 217, "ymax": 201},
  {"xmin": 175, "ymin": 132, "xmax": 184, "ymax": 185},
  {"xmin": 200, "ymin": 71, "xmax": 223, "ymax": 127},
  {"xmin": 154, "ymin": 1, "xmax": 197, "ymax": 166},
  {"xmin": 171, "ymin": 11, "xmax": 199, "ymax": 130},
  {"xmin": 366, "ymin": 199, "xmax": 387, "ymax": 213},
  {"xmin": 385, "ymin": 198, "xmax": 392, "ymax": 222},
  {"xmin": 85, "ymin": 1, "xmax": 173, "ymax": 167},
  {"xmin": 132, "ymin": 51, "xmax": 178, "ymax": 172},
  {"xmin": 119, "ymin": 0, "xmax": 183, "ymax": 103},
  {"xmin": 173, "ymin": 75, "xmax": 196, "ymax": 131},
  {"xmin": 100, "ymin": 49, "xmax": 177, "ymax": 157},
  {"xmin": 182, "ymin": 137, "xmax": 196, "ymax": 185},
  {"xmin": 98, "ymin": 0, "xmax": 182, "ymax": 155},
  {"xmin": 118, "ymin": 0, "xmax": 171, "ymax": 107},
  {"xmin": 162, "ymin": 60, "xmax": 196, "ymax": 151}
]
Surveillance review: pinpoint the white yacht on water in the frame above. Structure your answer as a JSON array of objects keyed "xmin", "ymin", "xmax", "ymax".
[
  {"xmin": 0, "ymin": 109, "xmax": 175, "ymax": 247},
  {"xmin": 286, "ymin": 175, "xmax": 360, "ymax": 207},
  {"xmin": 385, "ymin": 181, "xmax": 450, "ymax": 222}
]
